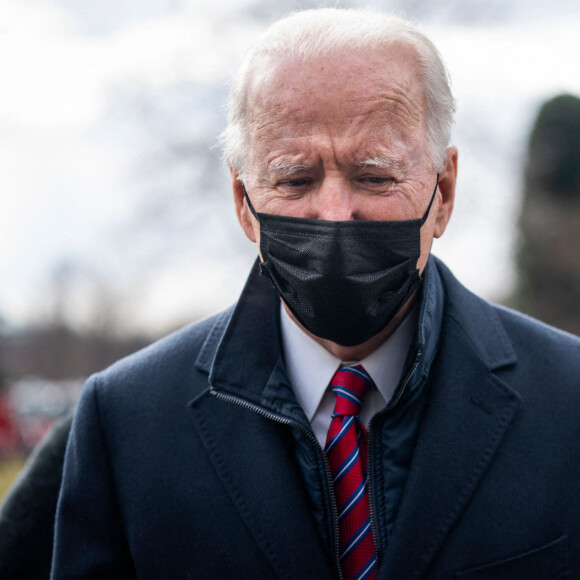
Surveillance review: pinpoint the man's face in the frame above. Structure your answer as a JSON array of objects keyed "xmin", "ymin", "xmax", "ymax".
[{"xmin": 233, "ymin": 44, "xmax": 456, "ymax": 276}]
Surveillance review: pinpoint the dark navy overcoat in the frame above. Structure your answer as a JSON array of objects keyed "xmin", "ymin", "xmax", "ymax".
[{"xmin": 51, "ymin": 258, "xmax": 580, "ymax": 579}]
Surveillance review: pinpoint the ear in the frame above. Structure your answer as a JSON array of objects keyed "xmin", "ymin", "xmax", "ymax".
[
  {"xmin": 433, "ymin": 146, "xmax": 458, "ymax": 238},
  {"xmin": 230, "ymin": 166, "xmax": 258, "ymax": 243}
]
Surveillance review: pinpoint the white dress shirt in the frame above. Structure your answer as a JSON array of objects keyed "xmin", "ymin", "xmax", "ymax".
[{"xmin": 280, "ymin": 304, "xmax": 417, "ymax": 448}]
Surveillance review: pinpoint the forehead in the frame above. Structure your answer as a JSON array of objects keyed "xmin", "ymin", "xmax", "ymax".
[{"xmin": 245, "ymin": 44, "xmax": 426, "ymax": 155}]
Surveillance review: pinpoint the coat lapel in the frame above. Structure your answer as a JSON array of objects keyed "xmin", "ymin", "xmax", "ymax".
[
  {"xmin": 379, "ymin": 266, "xmax": 521, "ymax": 580},
  {"xmin": 191, "ymin": 260, "xmax": 336, "ymax": 579}
]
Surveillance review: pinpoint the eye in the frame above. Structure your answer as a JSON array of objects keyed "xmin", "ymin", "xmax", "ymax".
[
  {"xmin": 285, "ymin": 177, "xmax": 312, "ymax": 187},
  {"xmin": 364, "ymin": 176, "xmax": 390, "ymax": 184},
  {"xmin": 358, "ymin": 175, "xmax": 393, "ymax": 186},
  {"xmin": 277, "ymin": 177, "xmax": 315, "ymax": 195}
]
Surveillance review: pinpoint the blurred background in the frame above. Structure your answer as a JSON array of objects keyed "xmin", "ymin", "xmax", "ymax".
[{"xmin": 1, "ymin": 0, "xmax": 580, "ymax": 495}]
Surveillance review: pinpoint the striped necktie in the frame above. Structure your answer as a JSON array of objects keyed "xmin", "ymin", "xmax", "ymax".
[{"xmin": 325, "ymin": 365, "xmax": 377, "ymax": 580}]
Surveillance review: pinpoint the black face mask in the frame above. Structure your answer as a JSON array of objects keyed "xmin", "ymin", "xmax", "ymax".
[{"xmin": 243, "ymin": 176, "xmax": 439, "ymax": 346}]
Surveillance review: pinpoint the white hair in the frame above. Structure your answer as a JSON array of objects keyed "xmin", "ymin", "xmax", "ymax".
[{"xmin": 220, "ymin": 8, "xmax": 456, "ymax": 175}]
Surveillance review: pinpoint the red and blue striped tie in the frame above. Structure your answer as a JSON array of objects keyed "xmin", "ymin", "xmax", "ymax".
[{"xmin": 325, "ymin": 365, "xmax": 377, "ymax": 580}]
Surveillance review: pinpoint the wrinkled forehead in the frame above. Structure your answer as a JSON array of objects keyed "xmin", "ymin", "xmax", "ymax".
[{"xmin": 245, "ymin": 43, "xmax": 426, "ymax": 133}]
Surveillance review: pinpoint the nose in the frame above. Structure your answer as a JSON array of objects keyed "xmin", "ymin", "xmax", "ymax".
[{"xmin": 310, "ymin": 179, "xmax": 355, "ymax": 221}]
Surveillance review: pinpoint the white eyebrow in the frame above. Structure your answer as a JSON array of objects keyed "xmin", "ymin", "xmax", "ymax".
[
  {"xmin": 355, "ymin": 154, "xmax": 408, "ymax": 172},
  {"xmin": 264, "ymin": 154, "xmax": 408, "ymax": 176},
  {"xmin": 266, "ymin": 160, "xmax": 314, "ymax": 178}
]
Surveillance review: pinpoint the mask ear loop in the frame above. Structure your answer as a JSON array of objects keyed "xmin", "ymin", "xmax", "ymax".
[
  {"xmin": 242, "ymin": 182, "xmax": 279, "ymax": 281},
  {"xmin": 241, "ymin": 183, "xmax": 260, "ymax": 221},
  {"xmin": 242, "ymin": 182, "xmax": 271, "ymax": 277},
  {"xmin": 420, "ymin": 174, "xmax": 440, "ymax": 226}
]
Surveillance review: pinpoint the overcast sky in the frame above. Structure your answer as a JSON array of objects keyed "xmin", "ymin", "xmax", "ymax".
[{"xmin": 1, "ymin": 0, "xmax": 580, "ymax": 334}]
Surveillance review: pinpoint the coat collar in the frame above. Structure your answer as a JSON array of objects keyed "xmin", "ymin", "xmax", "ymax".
[
  {"xmin": 194, "ymin": 259, "xmax": 313, "ymax": 427},
  {"xmin": 433, "ymin": 257, "xmax": 517, "ymax": 371},
  {"xmin": 195, "ymin": 259, "xmax": 282, "ymax": 400},
  {"xmin": 195, "ymin": 257, "xmax": 518, "ymax": 392}
]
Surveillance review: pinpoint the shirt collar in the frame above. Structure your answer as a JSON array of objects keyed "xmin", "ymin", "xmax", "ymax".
[{"xmin": 280, "ymin": 303, "xmax": 417, "ymax": 423}]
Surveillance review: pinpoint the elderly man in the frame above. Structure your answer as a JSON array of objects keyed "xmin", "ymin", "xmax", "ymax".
[{"xmin": 51, "ymin": 9, "xmax": 580, "ymax": 580}]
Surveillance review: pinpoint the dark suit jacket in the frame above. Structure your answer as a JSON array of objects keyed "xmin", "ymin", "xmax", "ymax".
[{"xmin": 51, "ymin": 258, "xmax": 580, "ymax": 579}]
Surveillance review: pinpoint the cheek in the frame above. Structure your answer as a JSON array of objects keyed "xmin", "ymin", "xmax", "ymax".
[{"xmin": 355, "ymin": 191, "xmax": 423, "ymax": 222}]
